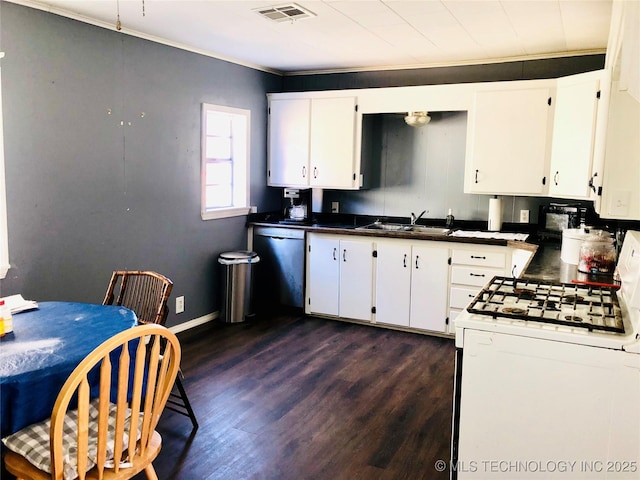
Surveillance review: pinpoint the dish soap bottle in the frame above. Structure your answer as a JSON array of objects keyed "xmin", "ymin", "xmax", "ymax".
[{"xmin": 446, "ymin": 209, "xmax": 455, "ymax": 228}]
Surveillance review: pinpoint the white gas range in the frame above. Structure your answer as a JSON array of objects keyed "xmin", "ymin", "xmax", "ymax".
[{"xmin": 451, "ymin": 231, "xmax": 640, "ymax": 480}]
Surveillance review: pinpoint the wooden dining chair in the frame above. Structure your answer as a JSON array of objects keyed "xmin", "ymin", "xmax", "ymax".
[
  {"xmin": 102, "ymin": 270, "xmax": 198, "ymax": 430},
  {"xmin": 3, "ymin": 324, "xmax": 181, "ymax": 480},
  {"xmin": 103, "ymin": 271, "xmax": 173, "ymax": 326}
]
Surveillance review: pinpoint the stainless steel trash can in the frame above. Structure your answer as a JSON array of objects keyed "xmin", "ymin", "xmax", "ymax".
[{"xmin": 218, "ymin": 250, "xmax": 260, "ymax": 323}]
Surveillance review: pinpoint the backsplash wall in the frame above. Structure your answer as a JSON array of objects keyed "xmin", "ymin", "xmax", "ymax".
[{"xmin": 321, "ymin": 111, "xmax": 555, "ymax": 226}]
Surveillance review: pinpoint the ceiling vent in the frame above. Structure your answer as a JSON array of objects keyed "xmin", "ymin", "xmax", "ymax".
[{"xmin": 255, "ymin": 3, "xmax": 316, "ymax": 23}]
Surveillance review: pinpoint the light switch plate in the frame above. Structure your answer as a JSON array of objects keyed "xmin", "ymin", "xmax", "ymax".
[
  {"xmin": 609, "ymin": 190, "xmax": 631, "ymax": 217},
  {"xmin": 519, "ymin": 210, "xmax": 529, "ymax": 223}
]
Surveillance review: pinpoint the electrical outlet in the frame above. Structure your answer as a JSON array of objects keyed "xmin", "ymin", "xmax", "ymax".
[
  {"xmin": 176, "ymin": 296, "xmax": 185, "ymax": 314},
  {"xmin": 519, "ymin": 210, "xmax": 530, "ymax": 223},
  {"xmin": 331, "ymin": 201, "xmax": 339, "ymax": 213}
]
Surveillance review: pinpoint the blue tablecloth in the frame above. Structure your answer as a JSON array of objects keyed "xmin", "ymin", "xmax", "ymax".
[{"xmin": 0, "ymin": 302, "xmax": 137, "ymax": 438}]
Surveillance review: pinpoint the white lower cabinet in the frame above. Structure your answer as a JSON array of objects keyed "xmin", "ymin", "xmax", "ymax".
[
  {"xmin": 307, "ymin": 234, "xmax": 340, "ymax": 317},
  {"xmin": 375, "ymin": 241, "xmax": 412, "ymax": 327},
  {"xmin": 409, "ymin": 244, "xmax": 450, "ymax": 332},
  {"xmin": 339, "ymin": 239, "xmax": 375, "ymax": 321},
  {"xmin": 449, "ymin": 246, "xmax": 508, "ymax": 334},
  {"xmin": 375, "ymin": 239, "xmax": 449, "ymax": 333},
  {"xmin": 306, "ymin": 233, "xmax": 373, "ymax": 321},
  {"xmin": 307, "ymin": 232, "xmax": 534, "ymax": 337}
]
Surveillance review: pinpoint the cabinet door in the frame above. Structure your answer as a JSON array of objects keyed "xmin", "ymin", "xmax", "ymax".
[
  {"xmin": 307, "ymin": 235, "xmax": 339, "ymax": 316},
  {"xmin": 466, "ymin": 87, "xmax": 552, "ymax": 195},
  {"xmin": 268, "ymin": 98, "xmax": 310, "ymax": 187},
  {"xmin": 549, "ymin": 73, "xmax": 601, "ymax": 199},
  {"xmin": 309, "ymin": 97, "xmax": 358, "ymax": 189},
  {"xmin": 375, "ymin": 241, "xmax": 411, "ymax": 327},
  {"xmin": 339, "ymin": 239, "xmax": 373, "ymax": 321},
  {"xmin": 410, "ymin": 244, "xmax": 449, "ymax": 332},
  {"xmin": 599, "ymin": 82, "xmax": 640, "ymax": 219}
]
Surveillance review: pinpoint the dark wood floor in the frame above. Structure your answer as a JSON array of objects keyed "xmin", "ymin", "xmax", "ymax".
[{"xmin": 141, "ymin": 310, "xmax": 456, "ymax": 480}]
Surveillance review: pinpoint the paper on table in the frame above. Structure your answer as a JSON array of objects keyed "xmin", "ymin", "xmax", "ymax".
[{"xmin": 1, "ymin": 294, "xmax": 39, "ymax": 314}]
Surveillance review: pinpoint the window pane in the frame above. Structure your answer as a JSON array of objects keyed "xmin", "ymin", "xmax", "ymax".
[
  {"xmin": 206, "ymin": 185, "xmax": 232, "ymax": 208},
  {"xmin": 205, "ymin": 161, "xmax": 232, "ymax": 186},
  {"xmin": 202, "ymin": 103, "xmax": 250, "ymax": 216},
  {"xmin": 206, "ymin": 112, "xmax": 231, "ymax": 137},
  {"xmin": 206, "ymin": 136, "xmax": 231, "ymax": 159}
]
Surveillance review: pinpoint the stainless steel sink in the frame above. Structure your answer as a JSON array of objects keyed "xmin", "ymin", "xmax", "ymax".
[
  {"xmin": 356, "ymin": 222, "xmax": 450, "ymax": 235},
  {"xmin": 408, "ymin": 225, "xmax": 452, "ymax": 235},
  {"xmin": 358, "ymin": 222, "xmax": 412, "ymax": 232}
]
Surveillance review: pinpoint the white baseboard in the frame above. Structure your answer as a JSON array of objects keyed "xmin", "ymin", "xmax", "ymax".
[{"xmin": 169, "ymin": 310, "xmax": 219, "ymax": 334}]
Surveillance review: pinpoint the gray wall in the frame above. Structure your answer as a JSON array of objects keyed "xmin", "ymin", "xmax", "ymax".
[{"xmin": 0, "ymin": 3, "xmax": 282, "ymax": 326}]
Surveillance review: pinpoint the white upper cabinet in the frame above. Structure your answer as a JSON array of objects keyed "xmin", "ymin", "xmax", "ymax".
[
  {"xmin": 548, "ymin": 71, "xmax": 603, "ymax": 200},
  {"xmin": 464, "ymin": 84, "xmax": 554, "ymax": 196},
  {"xmin": 599, "ymin": 80, "xmax": 640, "ymax": 219},
  {"xmin": 309, "ymin": 97, "xmax": 358, "ymax": 188},
  {"xmin": 597, "ymin": 1, "xmax": 640, "ymax": 219},
  {"xmin": 267, "ymin": 98, "xmax": 311, "ymax": 187},
  {"xmin": 267, "ymin": 95, "xmax": 360, "ymax": 189}
]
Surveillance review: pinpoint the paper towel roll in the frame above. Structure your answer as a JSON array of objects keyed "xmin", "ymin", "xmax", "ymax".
[{"xmin": 488, "ymin": 197, "xmax": 503, "ymax": 231}]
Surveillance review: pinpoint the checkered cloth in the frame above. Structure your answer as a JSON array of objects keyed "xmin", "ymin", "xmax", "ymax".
[{"xmin": 2, "ymin": 399, "xmax": 137, "ymax": 480}]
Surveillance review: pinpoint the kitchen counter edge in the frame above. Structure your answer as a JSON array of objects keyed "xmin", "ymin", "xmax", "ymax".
[{"xmin": 249, "ymin": 221, "xmax": 539, "ymax": 252}]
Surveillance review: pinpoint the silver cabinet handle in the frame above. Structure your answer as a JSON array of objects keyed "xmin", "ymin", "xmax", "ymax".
[
  {"xmin": 470, "ymin": 273, "xmax": 485, "ymax": 277},
  {"xmin": 554, "ymin": 171, "xmax": 559, "ymax": 185},
  {"xmin": 343, "ymin": 249, "xmax": 346, "ymax": 262},
  {"xmin": 302, "ymin": 166, "xmax": 307, "ymax": 178},
  {"xmin": 470, "ymin": 255, "xmax": 486, "ymax": 260},
  {"xmin": 313, "ymin": 166, "xmax": 318, "ymax": 179},
  {"xmin": 415, "ymin": 255, "xmax": 419, "ymax": 269},
  {"xmin": 333, "ymin": 247, "xmax": 337, "ymax": 261},
  {"xmin": 403, "ymin": 253, "xmax": 407, "ymax": 268}
]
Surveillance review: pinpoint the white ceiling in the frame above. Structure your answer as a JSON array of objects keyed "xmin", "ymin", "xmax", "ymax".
[{"xmin": 12, "ymin": 0, "xmax": 612, "ymax": 74}]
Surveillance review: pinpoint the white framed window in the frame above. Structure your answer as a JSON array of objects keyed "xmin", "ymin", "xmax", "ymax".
[{"xmin": 201, "ymin": 103, "xmax": 251, "ymax": 220}]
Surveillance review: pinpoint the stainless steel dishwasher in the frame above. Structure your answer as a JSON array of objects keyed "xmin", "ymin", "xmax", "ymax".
[{"xmin": 252, "ymin": 226, "xmax": 305, "ymax": 309}]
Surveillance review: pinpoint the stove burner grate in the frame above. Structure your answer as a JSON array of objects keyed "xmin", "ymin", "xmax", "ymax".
[{"xmin": 466, "ymin": 276, "xmax": 624, "ymax": 334}]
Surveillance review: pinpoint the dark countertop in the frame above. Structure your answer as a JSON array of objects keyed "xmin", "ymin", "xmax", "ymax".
[
  {"xmin": 248, "ymin": 212, "xmax": 618, "ymax": 287},
  {"xmin": 249, "ymin": 215, "xmax": 538, "ymax": 251},
  {"xmin": 521, "ymin": 240, "xmax": 619, "ymax": 287}
]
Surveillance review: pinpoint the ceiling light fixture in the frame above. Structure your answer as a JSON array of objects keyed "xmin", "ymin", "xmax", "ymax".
[
  {"xmin": 116, "ymin": 0, "xmax": 122, "ymax": 30},
  {"xmin": 404, "ymin": 111, "xmax": 431, "ymax": 127},
  {"xmin": 115, "ymin": 0, "xmax": 145, "ymax": 31}
]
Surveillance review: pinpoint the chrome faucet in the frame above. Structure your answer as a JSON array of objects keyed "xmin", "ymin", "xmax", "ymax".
[{"xmin": 410, "ymin": 210, "xmax": 426, "ymax": 225}]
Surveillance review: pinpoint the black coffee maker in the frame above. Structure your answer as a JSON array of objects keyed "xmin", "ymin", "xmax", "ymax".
[{"xmin": 282, "ymin": 188, "xmax": 312, "ymax": 223}]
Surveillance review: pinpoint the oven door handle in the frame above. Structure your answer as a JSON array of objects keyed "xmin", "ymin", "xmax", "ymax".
[{"xmin": 465, "ymin": 331, "xmax": 494, "ymax": 356}]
